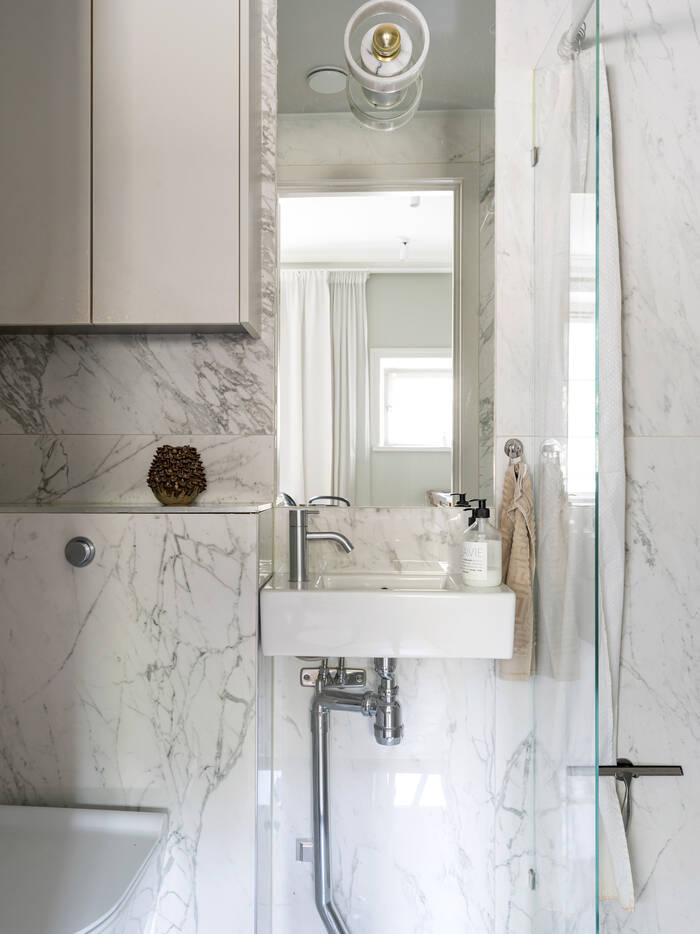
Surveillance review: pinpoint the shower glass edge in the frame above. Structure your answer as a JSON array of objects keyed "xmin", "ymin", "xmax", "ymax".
[{"xmin": 594, "ymin": 1, "xmax": 601, "ymax": 931}]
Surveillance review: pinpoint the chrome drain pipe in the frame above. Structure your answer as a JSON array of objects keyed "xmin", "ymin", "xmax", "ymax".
[
  {"xmin": 312, "ymin": 690, "xmax": 363, "ymax": 934},
  {"xmin": 310, "ymin": 658, "xmax": 403, "ymax": 934}
]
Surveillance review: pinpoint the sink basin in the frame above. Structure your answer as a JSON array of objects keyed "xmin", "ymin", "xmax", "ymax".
[
  {"xmin": 318, "ymin": 572, "xmax": 452, "ymax": 592},
  {"xmin": 260, "ymin": 572, "xmax": 515, "ymax": 659}
]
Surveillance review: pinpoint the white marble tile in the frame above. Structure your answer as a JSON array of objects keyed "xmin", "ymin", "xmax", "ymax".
[
  {"xmin": 0, "ymin": 332, "xmax": 274, "ymax": 437},
  {"xmin": 0, "ymin": 512, "xmax": 260, "ymax": 934},
  {"xmin": 0, "ymin": 434, "xmax": 274, "ymax": 506},
  {"xmin": 256, "ymin": 651, "xmax": 274, "ymax": 934},
  {"xmin": 596, "ymin": 438, "xmax": 700, "ymax": 933},
  {"xmin": 270, "ymin": 655, "xmax": 497, "ymax": 934},
  {"xmin": 598, "ymin": 2, "xmax": 700, "ymax": 928},
  {"xmin": 531, "ymin": 645, "xmax": 598, "ymax": 934},
  {"xmin": 494, "ymin": 0, "xmax": 571, "ymax": 442},
  {"xmin": 272, "ymin": 505, "xmax": 464, "ymax": 577},
  {"xmin": 601, "ymin": 0, "xmax": 700, "ymax": 436},
  {"xmin": 278, "ymin": 110, "xmax": 483, "ymax": 168},
  {"xmin": 493, "ymin": 677, "xmax": 535, "ymax": 934},
  {"xmin": 494, "ymin": 63, "xmax": 536, "ymax": 441}
]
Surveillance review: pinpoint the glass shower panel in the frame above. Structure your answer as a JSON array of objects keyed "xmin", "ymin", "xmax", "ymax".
[{"xmin": 531, "ymin": 2, "xmax": 599, "ymax": 931}]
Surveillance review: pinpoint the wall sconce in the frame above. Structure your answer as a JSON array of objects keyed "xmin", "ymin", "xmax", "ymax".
[{"xmin": 344, "ymin": 0, "xmax": 430, "ymax": 131}]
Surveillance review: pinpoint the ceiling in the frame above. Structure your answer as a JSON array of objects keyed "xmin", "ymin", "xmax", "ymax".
[
  {"xmin": 279, "ymin": 192, "xmax": 454, "ymax": 269},
  {"xmin": 277, "ymin": 0, "xmax": 495, "ymax": 115}
]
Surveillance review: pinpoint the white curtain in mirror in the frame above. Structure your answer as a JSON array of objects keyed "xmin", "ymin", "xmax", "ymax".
[
  {"xmin": 278, "ymin": 269, "xmax": 370, "ymax": 506},
  {"xmin": 329, "ymin": 272, "xmax": 370, "ymax": 506},
  {"xmin": 278, "ymin": 270, "xmax": 333, "ymax": 504}
]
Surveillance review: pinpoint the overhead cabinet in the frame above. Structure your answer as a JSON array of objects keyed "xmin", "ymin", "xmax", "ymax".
[
  {"xmin": 0, "ymin": 0, "xmax": 261, "ymax": 335},
  {"xmin": 0, "ymin": 1, "xmax": 91, "ymax": 326}
]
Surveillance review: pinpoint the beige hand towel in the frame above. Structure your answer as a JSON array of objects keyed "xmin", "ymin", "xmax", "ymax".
[{"xmin": 499, "ymin": 461, "xmax": 536, "ymax": 680}]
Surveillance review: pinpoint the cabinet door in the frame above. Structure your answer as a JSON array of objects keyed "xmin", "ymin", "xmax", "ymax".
[
  {"xmin": 0, "ymin": 0, "xmax": 91, "ymax": 326},
  {"xmin": 92, "ymin": 0, "xmax": 241, "ymax": 326}
]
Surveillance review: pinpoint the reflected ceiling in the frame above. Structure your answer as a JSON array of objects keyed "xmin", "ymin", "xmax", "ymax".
[
  {"xmin": 279, "ymin": 192, "xmax": 453, "ymax": 268},
  {"xmin": 278, "ymin": 0, "xmax": 495, "ymax": 114}
]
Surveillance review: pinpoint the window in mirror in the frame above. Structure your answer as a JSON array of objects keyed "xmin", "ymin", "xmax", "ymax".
[{"xmin": 372, "ymin": 350, "xmax": 452, "ymax": 451}]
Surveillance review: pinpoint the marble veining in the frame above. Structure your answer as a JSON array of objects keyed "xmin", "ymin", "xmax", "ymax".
[
  {"xmin": 493, "ymin": 672, "xmax": 535, "ymax": 934},
  {"xmin": 272, "ymin": 506, "xmax": 461, "ymax": 576},
  {"xmin": 277, "ymin": 110, "xmax": 484, "ymax": 168},
  {"xmin": 599, "ymin": 2, "xmax": 700, "ymax": 930},
  {"xmin": 599, "ymin": 438, "xmax": 700, "ymax": 933},
  {"xmin": 0, "ymin": 512, "xmax": 260, "ymax": 934},
  {"xmin": 0, "ymin": 332, "xmax": 273, "ymax": 438},
  {"xmin": 604, "ymin": 0, "xmax": 700, "ymax": 437}
]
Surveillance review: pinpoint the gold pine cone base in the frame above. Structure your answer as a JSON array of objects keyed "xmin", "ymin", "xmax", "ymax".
[{"xmin": 151, "ymin": 487, "xmax": 202, "ymax": 507}]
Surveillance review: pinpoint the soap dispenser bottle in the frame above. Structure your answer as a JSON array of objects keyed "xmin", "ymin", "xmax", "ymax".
[{"xmin": 461, "ymin": 500, "xmax": 502, "ymax": 587}]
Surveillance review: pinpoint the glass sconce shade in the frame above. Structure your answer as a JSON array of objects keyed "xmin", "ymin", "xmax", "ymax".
[{"xmin": 344, "ymin": 0, "xmax": 430, "ymax": 131}]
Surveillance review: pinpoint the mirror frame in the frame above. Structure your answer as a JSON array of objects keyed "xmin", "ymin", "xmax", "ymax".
[{"xmin": 277, "ymin": 163, "xmax": 484, "ymax": 506}]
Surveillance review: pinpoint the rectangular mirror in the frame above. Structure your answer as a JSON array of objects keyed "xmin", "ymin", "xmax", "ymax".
[{"xmin": 276, "ymin": 0, "xmax": 494, "ymax": 508}]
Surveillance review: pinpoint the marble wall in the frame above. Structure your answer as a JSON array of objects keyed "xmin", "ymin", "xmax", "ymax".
[
  {"xmin": 599, "ymin": 0, "xmax": 700, "ymax": 930},
  {"xmin": 0, "ymin": 509, "xmax": 267, "ymax": 933},
  {"xmin": 0, "ymin": 334, "xmax": 275, "ymax": 505},
  {"xmin": 0, "ymin": 0, "xmax": 278, "ymax": 508}
]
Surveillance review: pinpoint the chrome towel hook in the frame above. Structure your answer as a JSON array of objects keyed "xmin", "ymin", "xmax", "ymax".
[{"xmin": 504, "ymin": 438, "xmax": 524, "ymax": 462}]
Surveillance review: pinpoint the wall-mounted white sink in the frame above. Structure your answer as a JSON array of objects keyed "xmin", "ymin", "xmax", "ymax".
[
  {"xmin": 318, "ymin": 572, "xmax": 450, "ymax": 592},
  {"xmin": 260, "ymin": 572, "xmax": 515, "ymax": 659}
]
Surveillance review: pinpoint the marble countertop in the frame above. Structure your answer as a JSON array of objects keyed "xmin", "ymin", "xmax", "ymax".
[{"xmin": 0, "ymin": 503, "xmax": 272, "ymax": 515}]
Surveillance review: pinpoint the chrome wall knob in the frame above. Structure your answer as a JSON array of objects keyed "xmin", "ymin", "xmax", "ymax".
[{"xmin": 65, "ymin": 537, "xmax": 95, "ymax": 568}]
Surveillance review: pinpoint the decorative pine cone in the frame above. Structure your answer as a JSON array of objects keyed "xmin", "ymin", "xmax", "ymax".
[{"xmin": 147, "ymin": 445, "xmax": 207, "ymax": 506}]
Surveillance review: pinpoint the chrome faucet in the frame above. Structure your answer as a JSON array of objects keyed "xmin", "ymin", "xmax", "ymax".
[
  {"xmin": 289, "ymin": 508, "xmax": 354, "ymax": 584},
  {"xmin": 308, "ymin": 495, "xmax": 351, "ymax": 507}
]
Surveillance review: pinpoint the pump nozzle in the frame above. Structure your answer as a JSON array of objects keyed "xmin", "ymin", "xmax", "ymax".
[{"xmin": 473, "ymin": 499, "xmax": 490, "ymax": 518}]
